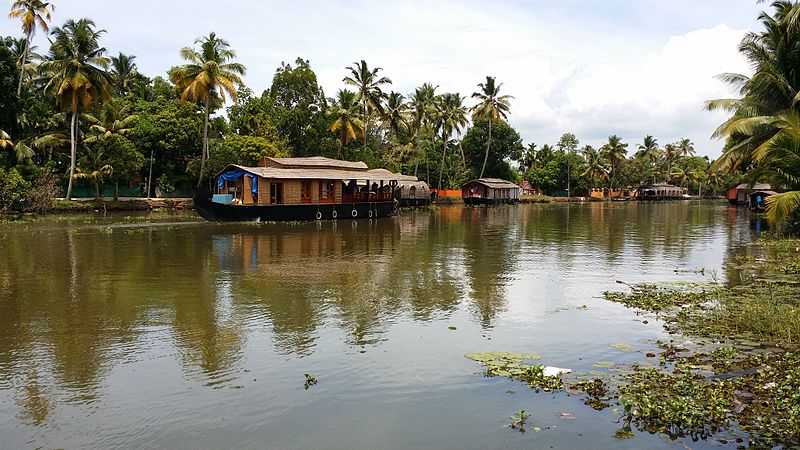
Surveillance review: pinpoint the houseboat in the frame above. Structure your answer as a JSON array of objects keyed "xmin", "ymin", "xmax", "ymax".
[
  {"xmin": 633, "ymin": 183, "xmax": 688, "ymax": 200},
  {"xmin": 749, "ymin": 188, "xmax": 776, "ymax": 213},
  {"xmin": 462, "ymin": 178, "xmax": 521, "ymax": 205},
  {"xmin": 395, "ymin": 179, "xmax": 431, "ymax": 206},
  {"xmin": 193, "ymin": 156, "xmax": 406, "ymax": 221},
  {"xmin": 727, "ymin": 182, "xmax": 773, "ymax": 206}
]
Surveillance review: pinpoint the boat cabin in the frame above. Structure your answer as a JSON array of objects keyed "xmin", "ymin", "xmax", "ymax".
[
  {"xmin": 634, "ymin": 183, "xmax": 687, "ymax": 200},
  {"xmin": 462, "ymin": 178, "xmax": 521, "ymax": 205},
  {"xmin": 214, "ymin": 157, "xmax": 401, "ymax": 206},
  {"xmin": 395, "ymin": 179, "xmax": 431, "ymax": 206}
]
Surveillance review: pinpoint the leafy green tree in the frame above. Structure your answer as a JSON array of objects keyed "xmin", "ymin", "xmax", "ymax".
[
  {"xmin": 471, "ymin": 76, "xmax": 513, "ymax": 178},
  {"xmin": 557, "ymin": 132, "xmax": 580, "ymax": 195},
  {"xmin": 343, "ymin": 60, "xmax": 391, "ymax": 152},
  {"xmin": 461, "ymin": 118, "xmax": 522, "ymax": 181},
  {"xmin": 128, "ymin": 96, "xmax": 203, "ymax": 190},
  {"xmin": 0, "ymin": 38, "xmax": 20, "ymax": 139},
  {"xmin": 267, "ymin": 58, "xmax": 333, "ymax": 155},
  {"xmin": 0, "ymin": 167, "xmax": 31, "ymax": 211},
  {"xmin": 192, "ymin": 134, "xmax": 289, "ymax": 184},
  {"xmin": 327, "ymin": 89, "xmax": 363, "ymax": 158},
  {"xmin": 41, "ymin": 18, "xmax": 113, "ymax": 199},
  {"xmin": 169, "ymin": 32, "xmax": 246, "ymax": 186},
  {"xmin": 8, "ymin": 0, "xmax": 54, "ymax": 96}
]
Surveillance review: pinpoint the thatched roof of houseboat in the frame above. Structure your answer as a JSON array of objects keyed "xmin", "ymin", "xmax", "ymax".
[
  {"xmin": 467, "ymin": 178, "xmax": 520, "ymax": 189},
  {"xmin": 221, "ymin": 164, "xmax": 410, "ymax": 182},
  {"xmin": 261, "ymin": 156, "xmax": 368, "ymax": 170}
]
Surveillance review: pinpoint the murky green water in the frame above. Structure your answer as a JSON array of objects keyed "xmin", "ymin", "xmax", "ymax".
[{"xmin": 0, "ymin": 202, "xmax": 753, "ymax": 449}]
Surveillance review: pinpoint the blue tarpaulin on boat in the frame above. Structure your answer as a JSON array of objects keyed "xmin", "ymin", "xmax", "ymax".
[
  {"xmin": 217, "ymin": 169, "xmax": 258, "ymax": 196},
  {"xmin": 217, "ymin": 168, "xmax": 247, "ymax": 190},
  {"xmin": 247, "ymin": 174, "xmax": 258, "ymax": 196}
]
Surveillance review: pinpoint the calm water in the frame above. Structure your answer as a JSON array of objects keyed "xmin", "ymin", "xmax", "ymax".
[{"xmin": 0, "ymin": 202, "xmax": 754, "ymax": 449}]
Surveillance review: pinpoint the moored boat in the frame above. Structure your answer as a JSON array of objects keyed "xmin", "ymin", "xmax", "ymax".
[
  {"xmin": 462, "ymin": 178, "xmax": 521, "ymax": 205},
  {"xmin": 194, "ymin": 156, "xmax": 405, "ymax": 221}
]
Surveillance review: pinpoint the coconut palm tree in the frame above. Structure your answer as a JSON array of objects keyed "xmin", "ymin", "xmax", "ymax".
[
  {"xmin": 742, "ymin": 112, "xmax": 800, "ymax": 227},
  {"xmin": 8, "ymin": 0, "xmax": 54, "ymax": 96},
  {"xmin": 677, "ymin": 138, "xmax": 695, "ymax": 158},
  {"xmin": 343, "ymin": 60, "xmax": 392, "ymax": 152},
  {"xmin": 636, "ymin": 135, "xmax": 661, "ymax": 183},
  {"xmin": 169, "ymin": 32, "xmax": 246, "ymax": 186},
  {"xmin": 409, "ymin": 83, "xmax": 437, "ymax": 177},
  {"xmin": 83, "ymin": 99, "xmax": 137, "ymax": 143},
  {"xmin": 73, "ymin": 145, "xmax": 113, "ymax": 200},
  {"xmin": 434, "ymin": 92, "xmax": 469, "ymax": 190},
  {"xmin": 670, "ymin": 166, "xmax": 689, "ymax": 187},
  {"xmin": 662, "ymin": 143, "xmax": 680, "ymax": 179},
  {"xmin": 471, "ymin": 76, "xmax": 513, "ymax": 178},
  {"xmin": 600, "ymin": 135, "xmax": 628, "ymax": 189},
  {"xmin": 327, "ymin": 89, "xmax": 364, "ymax": 158},
  {"xmin": 581, "ymin": 145, "xmax": 609, "ymax": 187},
  {"xmin": 110, "ymin": 52, "xmax": 141, "ymax": 95},
  {"xmin": 40, "ymin": 18, "xmax": 113, "ymax": 199},
  {"xmin": 707, "ymin": 1, "xmax": 800, "ymax": 172},
  {"xmin": 382, "ymin": 91, "xmax": 409, "ymax": 140}
]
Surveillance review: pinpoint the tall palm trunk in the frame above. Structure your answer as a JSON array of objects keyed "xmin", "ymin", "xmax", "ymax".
[
  {"xmin": 413, "ymin": 130, "xmax": 421, "ymax": 177},
  {"xmin": 94, "ymin": 178, "xmax": 101, "ymax": 200},
  {"xmin": 197, "ymin": 98, "xmax": 210, "ymax": 187},
  {"xmin": 16, "ymin": 35, "xmax": 30, "ymax": 96},
  {"xmin": 438, "ymin": 131, "xmax": 448, "ymax": 191},
  {"xmin": 66, "ymin": 99, "xmax": 79, "ymax": 199},
  {"xmin": 363, "ymin": 99, "xmax": 368, "ymax": 152},
  {"xmin": 480, "ymin": 119, "xmax": 492, "ymax": 178}
]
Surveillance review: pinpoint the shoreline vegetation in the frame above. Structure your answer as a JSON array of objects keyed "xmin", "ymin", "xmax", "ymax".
[{"xmin": 468, "ymin": 237, "xmax": 800, "ymax": 447}]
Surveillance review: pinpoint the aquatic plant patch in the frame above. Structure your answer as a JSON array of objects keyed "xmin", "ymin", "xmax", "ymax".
[{"xmin": 465, "ymin": 352, "xmax": 562, "ymax": 392}]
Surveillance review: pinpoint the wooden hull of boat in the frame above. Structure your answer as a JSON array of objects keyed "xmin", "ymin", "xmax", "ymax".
[
  {"xmin": 398, "ymin": 198, "xmax": 430, "ymax": 207},
  {"xmin": 193, "ymin": 189, "xmax": 397, "ymax": 222}
]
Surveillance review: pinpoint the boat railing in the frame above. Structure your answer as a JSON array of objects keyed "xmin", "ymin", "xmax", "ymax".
[{"xmin": 342, "ymin": 192, "xmax": 393, "ymax": 203}]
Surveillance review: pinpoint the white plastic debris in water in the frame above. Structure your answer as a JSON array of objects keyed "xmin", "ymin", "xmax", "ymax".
[{"xmin": 543, "ymin": 366, "xmax": 572, "ymax": 377}]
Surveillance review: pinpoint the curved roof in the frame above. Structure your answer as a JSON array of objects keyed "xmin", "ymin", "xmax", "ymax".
[
  {"xmin": 263, "ymin": 156, "xmax": 368, "ymax": 170},
  {"xmin": 466, "ymin": 178, "xmax": 520, "ymax": 189}
]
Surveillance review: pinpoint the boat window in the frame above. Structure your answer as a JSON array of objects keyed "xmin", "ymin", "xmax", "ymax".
[
  {"xmin": 301, "ymin": 181, "xmax": 312, "ymax": 203},
  {"xmin": 320, "ymin": 180, "xmax": 335, "ymax": 201},
  {"xmin": 270, "ymin": 182, "xmax": 283, "ymax": 205}
]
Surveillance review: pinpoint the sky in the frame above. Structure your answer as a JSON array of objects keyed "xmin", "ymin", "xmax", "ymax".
[{"xmin": 1, "ymin": 0, "xmax": 769, "ymax": 158}]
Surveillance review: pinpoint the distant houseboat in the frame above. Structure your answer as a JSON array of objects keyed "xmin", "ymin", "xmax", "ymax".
[
  {"xmin": 395, "ymin": 179, "xmax": 431, "ymax": 207},
  {"xmin": 634, "ymin": 183, "xmax": 688, "ymax": 200},
  {"xmin": 727, "ymin": 183, "xmax": 773, "ymax": 206},
  {"xmin": 193, "ymin": 156, "xmax": 405, "ymax": 221},
  {"xmin": 462, "ymin": 178, "xmax": 521, "ymax": 205}
]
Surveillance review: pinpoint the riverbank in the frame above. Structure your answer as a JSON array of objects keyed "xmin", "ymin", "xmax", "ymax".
[{"xmin": 53, "ymin": 197, "xmax": 194, "ymax": 212}]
